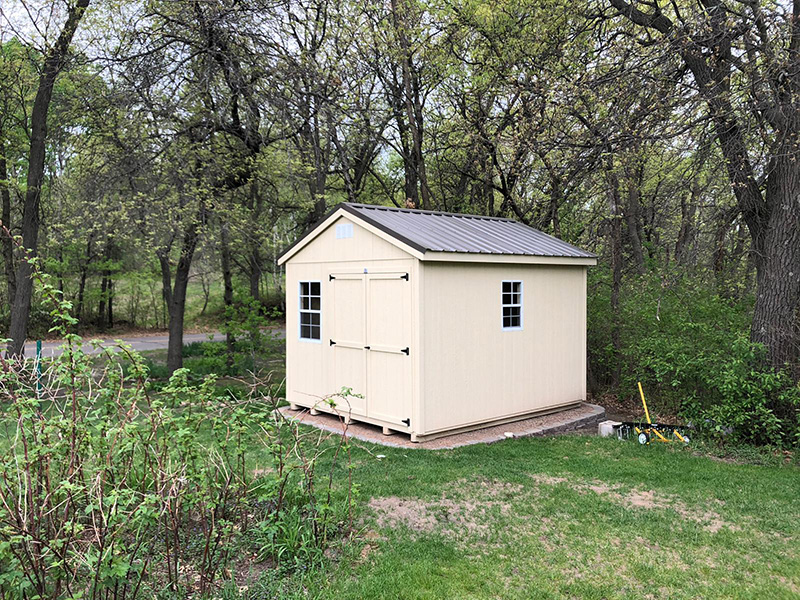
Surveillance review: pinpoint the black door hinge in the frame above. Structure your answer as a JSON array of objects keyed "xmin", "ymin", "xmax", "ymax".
[
  {"xmin": 329, "ymin": 274, "xmax": 336, "ymax": 281},
  {"xmin": 401, "ymin": 273, "xmax": 409, "ymax": 281},
  {"xmin": 364, "ymin": 345, "xmax": 370, "ymax": 350},
  {"xmin": 330, "ymin": 339, "xmax": 336, "ymax": 346},
  {"xmin": 401, "ymin": 418, "xmax": 410, "ymax": 426},
  {"xmin": 401, "ymin": 347, "xmax": 409, "ymax": 355}
]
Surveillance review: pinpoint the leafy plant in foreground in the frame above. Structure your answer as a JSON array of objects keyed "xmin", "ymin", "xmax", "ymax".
[{"xmin": 0, "ymin": 253, "xmax": 355, "ymax": 599}]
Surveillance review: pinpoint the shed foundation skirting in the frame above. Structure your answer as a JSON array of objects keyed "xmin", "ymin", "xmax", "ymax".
[
  {"xmin": 285, "ymin": 398, "xmax": 586, "ymax": 442},
  {"xmin": 409, "ymin": 401, "xmax": 582, "ymax": 442},
  {"xmin": 280, "ymin": 403, "xmax": 606, "ymax": 450},
  {"xmin": 287, "ymin": 399, "xmax": 412, "ymax": 436}
]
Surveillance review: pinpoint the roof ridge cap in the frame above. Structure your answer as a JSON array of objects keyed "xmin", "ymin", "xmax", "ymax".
[{"xmin": 345, "ymin": 202, "xmax": 516, "ymax": 223}]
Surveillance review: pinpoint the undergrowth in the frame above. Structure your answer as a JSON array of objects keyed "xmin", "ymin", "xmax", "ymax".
[{"xmin": 0, "ymin": 256, "xmax": 354, "ymax": 599}]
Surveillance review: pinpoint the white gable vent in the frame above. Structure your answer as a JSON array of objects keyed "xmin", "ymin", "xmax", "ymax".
[{"xmin": 336, "ymin": 223, "xmax": 354, "ymax": 239}]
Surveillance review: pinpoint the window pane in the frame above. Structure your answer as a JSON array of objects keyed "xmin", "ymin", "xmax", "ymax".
[
  {"xmin": 300, "ymin": 281, "xmax": 322, "ymax": 339},
  {"xmin": 503, "ymin": 305, "xmax": 521, "ymax": 328},
  {"xmin": 512, "ymin": 291, "xmax": 521, "ymax": 304},
  {"xmin": 512, "ymin": 281, "xmax": 521, "ymax": 294},
  {"xmin": 502, "ymin": 293, "xmax": 512, "ymax": 305},
  {"xmin": 502, "ymin": 281, "xmax": 511, "ymax": 293}
]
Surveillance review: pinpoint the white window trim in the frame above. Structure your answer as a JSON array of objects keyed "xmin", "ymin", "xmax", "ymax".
[
  {"xmin": 298, "ymin": 280, "xmax": 322, "ymax": 343},
  {"xmin": 501, "ymin": 280, "xmax": 523, "ymax": 331}
]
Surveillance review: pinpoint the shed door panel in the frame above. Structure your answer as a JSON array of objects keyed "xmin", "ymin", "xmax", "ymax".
[
  {"xmin": 366, "ymin": 273, "xmax": 412, "ymax": 426},
  {"xmin": 330, "ymin": 274, "xmax": 366, "ymax": 414}
]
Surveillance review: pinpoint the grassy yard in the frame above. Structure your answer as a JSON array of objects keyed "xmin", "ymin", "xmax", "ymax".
[
  {"xmin": 11, "ymin": 337, "xmax": 798, "ymax": 599},
  {"xmin": 262, "ymin": 432, "xmax": 799, "ymax": 600},
  {"xmin": 130, "ymin": 339, "xmax": 799, "ymax": 599}
]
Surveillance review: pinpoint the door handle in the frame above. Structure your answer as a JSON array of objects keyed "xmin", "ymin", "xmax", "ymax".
[{"xmin": 364, "ymin": 345, "xmax": 370, "ymax": 350}]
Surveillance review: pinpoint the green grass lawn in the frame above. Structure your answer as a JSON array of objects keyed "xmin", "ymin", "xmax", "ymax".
[
  {"xmin": 11, "ymin": 336, "xmax": 798, "ymax": 598},
  {"xmin": 267, "ymin": 433, "xmax": 799, "ymax": 600}
]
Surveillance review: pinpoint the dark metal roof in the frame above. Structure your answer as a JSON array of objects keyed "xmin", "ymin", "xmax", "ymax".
[{"xmin": 340, "ymin": 203, "xmax": 597, "ymax": 258}]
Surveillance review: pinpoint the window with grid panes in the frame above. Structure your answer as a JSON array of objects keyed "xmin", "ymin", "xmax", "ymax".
[
  {"xmin": 502, "ymin": 281, "xmax": 522, "ymax": 330},
  {"xmin": 299, "ymin": 281, "xmax": 321, "ymax": 340}
]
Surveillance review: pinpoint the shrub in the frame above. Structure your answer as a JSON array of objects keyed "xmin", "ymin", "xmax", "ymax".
[
  {"xmin": 588, "ymin": 267, "xmax": 800, "ymax": 447},
  {"xmin": 0, "ymin": 264, "xmax": 354, "ymax": 599}
]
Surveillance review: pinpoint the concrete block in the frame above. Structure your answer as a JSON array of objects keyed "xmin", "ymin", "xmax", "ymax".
[{"xmin": 598, "ymin": 420, "xmax": 622, "ymax": 437}]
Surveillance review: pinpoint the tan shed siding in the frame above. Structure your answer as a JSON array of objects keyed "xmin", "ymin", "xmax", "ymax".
[
  {"xmin": 285, "ymin": 216, "xmax": 419, "ymax": 428},
  {"xmin": 414, "ymin": 261, "xmax": 426, "ymax": 434},
  {"xmin": 288, "ymin": 216, "xmax": 410, "ymax": 264},
  {"xmin": 285, "ymin": 261, "xmax": 327, "ymax": 407},
  {"xmin": 420, "ymin": 262, "xmax": 587, "ymax": 435},
  {"xmin": 582, "ymin": 266, "xmax": 588, "ymax": 402}
]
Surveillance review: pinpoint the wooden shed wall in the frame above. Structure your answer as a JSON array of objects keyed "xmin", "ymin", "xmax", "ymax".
[
  {"xmin": 285, "ymin": 216, "xmax": 420, "ymax": 429},
  {"xmin": 418, "ymin": 262, "xmax": 587, "ymax": 435}
]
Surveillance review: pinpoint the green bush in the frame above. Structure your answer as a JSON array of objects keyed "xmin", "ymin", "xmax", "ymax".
[
  {"xmin": 646, "ymin": 335, "xmax": 799, "ymax": 446},
  {"xmin": 0, "ymin": 266, "xmax": 353, "ymax": 599},
  {"xmin": 588, "ymin": 267, "xmax": 800, "ymax": 447}
]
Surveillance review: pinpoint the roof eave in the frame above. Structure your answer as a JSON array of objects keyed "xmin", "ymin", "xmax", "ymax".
[{"xmin": 419, "ymin": 251, "xmax": 597, "ymax": 266}]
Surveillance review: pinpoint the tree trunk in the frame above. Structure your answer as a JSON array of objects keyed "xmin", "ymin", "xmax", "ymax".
[
  {"xmin": 247, "ymin": 180, "xmax": 263, "ymax": 301},
  {"xmin": 76, "ymin": 267, "xmax": 87, "ymax": 321},
  {"xmin": 199, "ymin": 274, "xmax": 210, "ymax": 315},
  {"xmin": 164, "ymin": 219, "xmax": 201, "ymax": 374},
  {"xmin": 624, "ymin": 175, "xmax": 646, "ymax": 274},
  {"xmin": 712, "ymin": 207, "xmax": 737, "ymax": 284},
  {"xmin": 606, "ymin": 169, "xmax": 624, "ymax": 388},
  {"xmin": 538, "ymin": 151, "xmax": 562, "ymax": 237},
  {"xmin": 249, "ymin": 262, "xmax": 260, "ymax": 301},
  {"xmin": 391, "ymin": 0, "xmax": 430, "ymax": 209},
  {"xmin": 6, "ymin": 0, "xmax": 90, "ymax": 357},
  {"xmin": 98, "ymin": 275, "xmax": 108, "ymax": 332},
  {"xmin": 749, "ymin": 160, "xmax": 800, "ymax": 369},
  {"xmin": 674, "ymin": 183, "xmax": 698, "ymax": 265},
  {"xmin": 1, "ymin": 139, "xmax": 15, "ymax": 305},
  {"xmin": 107, "ymin": 277, "xmax": 114, "ymax": 329},
  {"xmin": 220, "ymin": 221, "xmax": 235, "ymax": 368}
]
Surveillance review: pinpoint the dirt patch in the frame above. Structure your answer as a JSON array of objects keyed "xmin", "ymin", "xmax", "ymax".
[
  {"xmin": 368, "ymin": 478, "xmax": 523, "ymax": 539},
  {"xmin": 368, "ymin": 494, "xmax": 491, "ymax": 537},
  {"xmin": 368, "ymin": 497, "xmax": 438, "ymax": 533},
  {"xmin": 470, "ymin": 478, "xmax": 524, "ymax": 502},
  {"xmin": 529, "ymin": 473, "xmax": 737, "ymax": 533}
]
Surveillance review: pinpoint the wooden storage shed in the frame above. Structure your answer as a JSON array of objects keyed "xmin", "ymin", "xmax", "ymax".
[{"xmin": 278, "ymin": 203, "xmax": 597, "ymax": 442}]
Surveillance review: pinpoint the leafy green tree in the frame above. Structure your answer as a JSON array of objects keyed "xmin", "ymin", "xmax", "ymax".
[{"xmin": 5, "ymin": 0, "xmax": 91, "ymax": 357}]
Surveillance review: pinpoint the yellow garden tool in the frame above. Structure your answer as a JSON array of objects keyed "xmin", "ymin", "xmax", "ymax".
[{"xmin": 616, "ymin": 382, "xmax": 690, "ymax": 445}]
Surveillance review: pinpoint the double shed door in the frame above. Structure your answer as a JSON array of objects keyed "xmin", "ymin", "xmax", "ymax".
[{"xmin": 330, "ymin": 271, "xmax": 412, "ymax": 427}]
